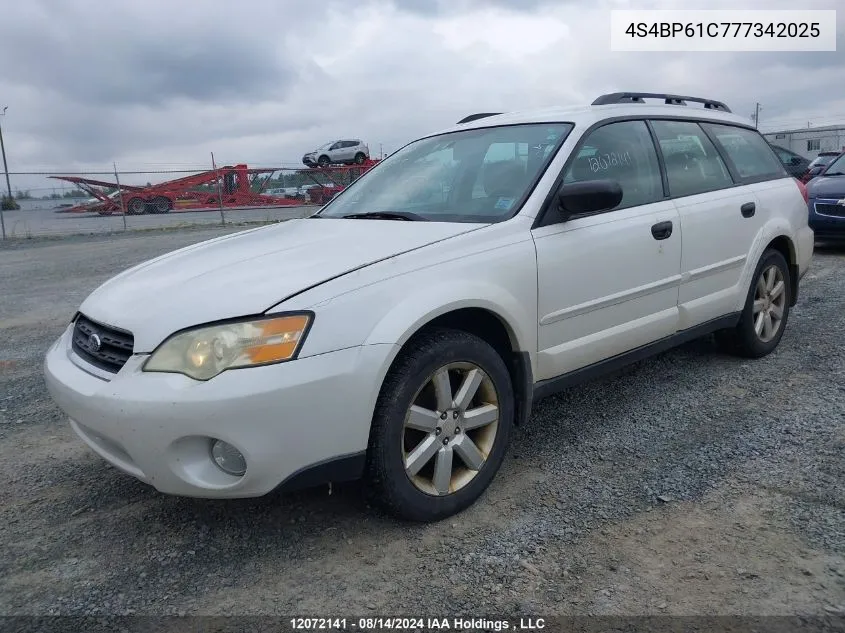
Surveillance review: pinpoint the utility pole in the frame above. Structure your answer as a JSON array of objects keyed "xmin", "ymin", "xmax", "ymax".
[
  {"xmin": 0, "ymin": 106, "xmax": 10, "ymax": 240},
  {"xmin": 752, "ymin": 102, "xmax": 761, "ymax": 129}
]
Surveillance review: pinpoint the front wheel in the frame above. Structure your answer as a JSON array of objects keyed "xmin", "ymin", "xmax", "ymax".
[
  {"xmin": 717, "ymin": 249, "xmax": 791, "ymax": 358},
  {"xmin": 366, "ymin": 328, "xmax": 513, "ymax": 522},
  {"xmin": 125, "ymin": 197, "xmax": 146, "ymax": 215}
]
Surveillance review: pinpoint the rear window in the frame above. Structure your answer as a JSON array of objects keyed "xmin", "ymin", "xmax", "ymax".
[
  {"xmin": 771, "ymin": 146, "xmax": 803, "ymax": 165},
  {"xmin": 703, "ymin": 124, "xmax": 786, "ymax": 181}
]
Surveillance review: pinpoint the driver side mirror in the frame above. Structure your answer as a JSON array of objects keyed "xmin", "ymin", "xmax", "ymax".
[{"xmin": 556, "ymin": 179, "xmax": 623, "ymax": 221}]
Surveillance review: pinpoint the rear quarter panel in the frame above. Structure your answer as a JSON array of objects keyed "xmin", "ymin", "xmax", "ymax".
[{"xmin": 738, "ymin": 177, "xmax": 813, "ymax": 310}]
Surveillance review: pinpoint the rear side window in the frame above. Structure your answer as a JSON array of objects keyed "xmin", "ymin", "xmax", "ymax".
[
  {"xmin": 703, "ymin": 124, "xmax": 787, "ymax": 181},
  {"xmin": 563, "ymin": 120, "xmax": 663, "ymax": 209},
  {"xmin": 650, "ymin": 120, "xmax": 733, "ymax": 197}
]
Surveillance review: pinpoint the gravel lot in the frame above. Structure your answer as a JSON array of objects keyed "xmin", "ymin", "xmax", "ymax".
[{"xmin": 0, "ymin": 228, "xmax": 843, "ymax": 622}]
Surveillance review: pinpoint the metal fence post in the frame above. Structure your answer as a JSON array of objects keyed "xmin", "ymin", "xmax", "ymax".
[
  {"xmin": 211, "ymin": 152, "xmax": 225, "ymax": 226},
  {"xmin": 113, "ymin": 163, "xmax": 127, "ymax": 231},
  {"xmin": 0, "ymin": 109, "xmax": 10, "ymax": 240}
]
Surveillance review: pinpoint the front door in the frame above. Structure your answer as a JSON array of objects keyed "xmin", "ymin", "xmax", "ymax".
[{"xmin": 532, "ymin": 119, "xmax": 682, "ymax": 380}]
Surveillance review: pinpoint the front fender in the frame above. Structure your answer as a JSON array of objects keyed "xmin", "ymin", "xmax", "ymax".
[
  {"xmin": 363, "ymin": 279, "xmax": 534, "ymax": 354},
  {"xmin": 271, "ymin": 232, "xmax": 539, "ymax": 369}
]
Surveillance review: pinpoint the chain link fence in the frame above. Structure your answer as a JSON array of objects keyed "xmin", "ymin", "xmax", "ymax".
[{"xmin": 0, "ymin": 160, "xmax": 376, "ymax": 239}]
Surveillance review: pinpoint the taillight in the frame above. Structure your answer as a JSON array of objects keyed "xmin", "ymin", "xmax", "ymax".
[{"xmin": 794, "ymin": 178, "xmax": 808, "ymax": 205}]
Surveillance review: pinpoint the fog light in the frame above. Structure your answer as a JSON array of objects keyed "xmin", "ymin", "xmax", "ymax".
[{"xmin": 210, "ymin": 440, "xmax": 246, "ymax": 476}]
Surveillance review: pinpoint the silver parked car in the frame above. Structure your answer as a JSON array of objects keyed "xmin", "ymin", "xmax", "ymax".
[{"xmin": 303, "ymin": 139, "xmax": 370, "ymax": 167}]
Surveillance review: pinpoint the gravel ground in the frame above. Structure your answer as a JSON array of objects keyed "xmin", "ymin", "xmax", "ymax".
[{"xmin": 0, "ymin": 228, "xmax": 843, "ymax": 622}]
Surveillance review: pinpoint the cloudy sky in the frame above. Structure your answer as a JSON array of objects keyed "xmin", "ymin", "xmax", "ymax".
[{"xmin": 0, "ymin": 0, "xmax": 843, "ymax": 194}]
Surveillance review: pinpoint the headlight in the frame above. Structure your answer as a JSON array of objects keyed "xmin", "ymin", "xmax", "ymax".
[{"xmin": 143, "ymin": 313, "xmax": 312, "ymax": 380}]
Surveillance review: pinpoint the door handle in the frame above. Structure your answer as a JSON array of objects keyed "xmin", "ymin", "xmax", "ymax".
[
  {"xmin": 651, "ymin": 220, "xmax": 673, "ymax": 240},
  {"xmin": 741, "ymin": 202, "xmax": 756, "ymax": 218}
]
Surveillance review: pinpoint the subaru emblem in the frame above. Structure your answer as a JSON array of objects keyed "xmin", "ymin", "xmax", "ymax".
[{"xmin": 88, "ymin": 333, "xmax": 102, "ymax": 352}]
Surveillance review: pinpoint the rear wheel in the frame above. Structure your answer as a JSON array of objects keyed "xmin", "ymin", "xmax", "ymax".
[
  {"xmin": 366, "ymin": 329, "xmax": 513, "ymax": 522},
  {"xmin": 717, "ymin": 249, "xmax": 791, "ymax": 358},
  {"xmin": 125, "ymin": 197, "xmax": 146, "ymax": 215},
  {"xmin": 354, "ymin": 152, "xmax": 366, "ymax": 164},
  {"xmin": 149, "ymin": 196, "xmax": 171, "ymax": 214}
]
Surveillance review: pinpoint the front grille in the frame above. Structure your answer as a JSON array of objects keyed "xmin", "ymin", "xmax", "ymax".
[
  {"xmin": 71, "ymin": 314, "xmax": 134, "ymax": 373},
  {"xmin": 815, "ymin": 202, "xmax": 845, "ymax": 218}
]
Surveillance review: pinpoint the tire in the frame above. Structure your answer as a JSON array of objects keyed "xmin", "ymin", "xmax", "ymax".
[
  {"xmin": 354, "ymin": 152, "xmax": 366, "ymax": 164},
  {"xmin": 125, "ymin": 197, "xmax": 146, "ymax": 215},
  {"xmin": 366, "ymin": 328, "xmax": 514, "ymax": 522},
  {"xmin": 149, "ymin": 196, "xmax": 171, "ymax": 214},
  {"xmin": 717, "ymin": 249, "xmax": 791, "ymax": 358},
  {"xmin": 317, "ymin": 155, "xmax": 331, "ymax": 167}
]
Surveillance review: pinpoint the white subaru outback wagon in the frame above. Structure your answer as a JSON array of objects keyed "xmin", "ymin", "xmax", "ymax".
[{"xmin": 45, "ymin": 92, "xmax": 814, "ymax": 522}]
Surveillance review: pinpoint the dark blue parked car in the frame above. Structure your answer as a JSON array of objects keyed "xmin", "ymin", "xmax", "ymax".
[{"xmin": 807, "ymin": 152, "xmax": 845, "ymax": 240}]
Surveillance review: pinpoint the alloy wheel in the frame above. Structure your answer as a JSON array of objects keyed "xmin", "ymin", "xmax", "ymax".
[
  {"xmin": 753, "ymin": 264, "xmax": 787, "ymax": 343},
  {"xmin": 402, "ymin": 362, "xmax": 499, "ymax": 496}
]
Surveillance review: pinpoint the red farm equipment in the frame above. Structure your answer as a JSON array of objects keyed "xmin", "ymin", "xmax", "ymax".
[{"xmin": 52, "ymin": 165, "xmax": 304, "ymax": 215}]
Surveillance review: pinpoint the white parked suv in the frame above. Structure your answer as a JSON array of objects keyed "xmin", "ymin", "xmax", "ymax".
[
  {"xmin": 302, "ymin": 139, "xmax": 370, "ymax": 167},
  {"xmin": 45, "ymin": 92, "xmax": 813, "ymax": 522}
]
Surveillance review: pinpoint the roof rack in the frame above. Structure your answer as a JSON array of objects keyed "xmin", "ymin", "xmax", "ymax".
[
  {"xmin": 456, "ymin": 112, "xmax": 502, "ymax": 124},
  {"xmin": 591, "ymin": 92, "xmax": 731, "ymax": 113}
]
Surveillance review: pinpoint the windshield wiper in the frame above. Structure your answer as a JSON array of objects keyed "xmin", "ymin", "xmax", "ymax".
[
  {"xmin": 823, "ymin": 171, "xmax": 845, "ymax": 176},
  {"xmin": 340, "ymin": 211, "xmax": 428, "ymax": 221}
]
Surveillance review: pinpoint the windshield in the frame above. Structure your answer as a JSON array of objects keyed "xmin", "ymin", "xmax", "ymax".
[
  {"xmin": 316, "ymin": 123, "xmax": 573, "ymax": 223},
  {"xmin": 823, "ymin": 153, "xmax": 845, "ymax": 176}
]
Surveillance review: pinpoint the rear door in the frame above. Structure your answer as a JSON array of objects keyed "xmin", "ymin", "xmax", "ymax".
[
  {"xmin": 650, "ymin": 120, "xmax": 769, "ymax": 329},
  {"xmin": 341, "ymin": 140, "xmax": 357, "ymax": 161}
]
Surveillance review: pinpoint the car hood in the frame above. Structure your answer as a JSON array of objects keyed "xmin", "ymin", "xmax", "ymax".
[
  {"xmin": 807, "ymin": 176, "xmax": 845, "ymax": 198},
  {"xmin": 79, "ymin": 218, "xmax": 482, "ymax": 352}
]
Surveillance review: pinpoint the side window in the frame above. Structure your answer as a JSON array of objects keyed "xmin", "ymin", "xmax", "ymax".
[
  {"xmin": 651, "ymin": 120, "xmax": 733, "ymax": 197},
  {"xmin": 808, "ymin": 139, "xmax": 821, "ymax": 152},
  {"xmin": 704, "ymin": 123, "xmax": 787, "ymax": 181},
  {"xmin": 563, "ymin": 120, "xmax": 662, "ymax": 210},
  {"xmin": 345, "ymin": 141, "xmax": 359, "ymax": 148}
]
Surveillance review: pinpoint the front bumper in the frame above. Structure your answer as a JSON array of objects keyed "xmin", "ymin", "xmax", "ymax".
[{"xmin": 44, "ymin": 324, "xmax": 394, "ymax": 498}]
